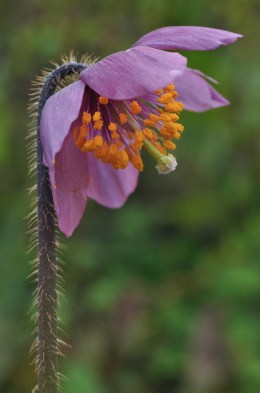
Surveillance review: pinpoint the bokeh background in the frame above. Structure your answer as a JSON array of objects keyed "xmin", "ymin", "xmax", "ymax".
[{"xmin": 0, "ymin": 0, "xmax": 259, "ymax": 392}]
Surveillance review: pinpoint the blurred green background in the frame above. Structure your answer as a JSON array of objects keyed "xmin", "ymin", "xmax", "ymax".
[{"xmin": 0, "ymin": 0, "xmax": 259, "ymax": 392}]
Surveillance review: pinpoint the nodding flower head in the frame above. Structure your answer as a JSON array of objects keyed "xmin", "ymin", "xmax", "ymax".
[{"xmin": 40, "ymin": 26, "xmax": 242, "ymax": 236}]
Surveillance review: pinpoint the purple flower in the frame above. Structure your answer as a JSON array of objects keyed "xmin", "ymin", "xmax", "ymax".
[{"xmin": 40, "ymin": 26, "xmax": 242, "ymax": 236}]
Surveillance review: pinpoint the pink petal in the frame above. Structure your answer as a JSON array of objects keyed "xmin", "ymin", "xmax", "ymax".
[
  {"xmin": 174, "ymin": 69, "xmax": 229, "ymax": 112},
  {"xmin": 86, "ymin": 153, "xmax": 139, "ymax": 208},
  {"xmin": 40, "ymin": 80, "xmax": 85, "ymax": 167},
  {"xmin": 132, "ymin": 26, "xmax": 242, "ymax": 51},
  {"xmin": 80, "ymin": 46, "xmax": 187, "ymax": 100},
  {"xmin": 48, "ymin": 133, "xmax": 139, "ymax": 236},
  {"xmin": 49, "ymin": 132, "xmax": 90, "ymax": 237}
]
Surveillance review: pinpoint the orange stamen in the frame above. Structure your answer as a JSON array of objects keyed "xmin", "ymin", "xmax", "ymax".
[
  {"xmin": 143, "ymin": 119, "xmax": 156, "ymax": 127},
  {"xmin": 164, "ymin": 83, "xmax": 175, "ymax": 92},
  {"xmin": 82, "ymin": 139, "xmax": 95, "ymax": 152},
  {"xmin": 173, "ymin": 123, "xmax": 184, "ymax": 133},
  {"xmin": 130, "ymin": 101, "xmax": 142, "ymax": 115},
  {"xmin": 157, "ymin": 93, "xmax": 173, "ymax": 104},
  {"xmin": 108, "ymin": 122, "xmax": 117, "ymax": 132},
  {"xmin": 172, "ymin": 132, "xmax": 181, "ymax": 140},
  {"xmin": 149, "ymin": 114, "xmax": 159, "ymax": 122},
  {"xmin": 163, "ymin": 140, "xmax": 177, "ymax": 150},
  {"xmin": 119, "ymin": 113, "xmax": 128, "ymax": 124},
  {"xmin": 99, "ymin": 96, "xmax": 109, "ymax": 105},
  {"xmin": 159, "ymin": 113, "xmax": 172, "ymax": 122},
  {"xmin": 93, "ymin": 111, "xmax": 101, "ymax": 121},
  {"xmin": 143, "ymin": 128, "xmax": 155, "ymax": 140},
  {"xmin": 75, "ymin": 125, "xmax": 89, "ymax": 148},
  {"xmin": 82, "ymin": 112, "xmax": 92, "ymax": 124},
  {"xmin": 130, "ymin": 155, "xmax": 144, "ymax": 172},
  {"xmin": 95, "ymin": 141, "xmax": 109, "ymax": 160},
  {"xmin": 94, "ymin": 135, "xmax": 103, "ymax": 147},
  {"xmin": 93, "ymin": 119, "xmax": 103, "ymax": 131},
  {"xmin": 164, "ymin": 102, "xmax": 184, "ymax": 113}
]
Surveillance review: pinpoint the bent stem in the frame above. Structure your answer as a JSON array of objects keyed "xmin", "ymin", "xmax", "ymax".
[{"xmin": 36, "ymin": 62, "xmax": 86, "ymax": 392}]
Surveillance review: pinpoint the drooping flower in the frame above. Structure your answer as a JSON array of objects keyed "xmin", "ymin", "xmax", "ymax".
[{"xmin": 40, "ymin": 26, "xmax": 242, "ymax": 236}]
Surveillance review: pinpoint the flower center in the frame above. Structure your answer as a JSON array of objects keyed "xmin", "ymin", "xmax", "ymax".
[{"xmin": 73, "ymin": 83, "xmax": 184, "ymax": 173}]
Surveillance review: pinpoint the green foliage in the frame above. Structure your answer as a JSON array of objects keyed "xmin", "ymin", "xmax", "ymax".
[{"xmin": 0, "ymin": 0, "xmax": 259, "ymax": 392}]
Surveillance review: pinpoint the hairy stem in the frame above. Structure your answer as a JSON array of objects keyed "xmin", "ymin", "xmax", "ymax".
[{"xmin": 37, "ymin": 62, "xmax": 86, "ymax": 393}]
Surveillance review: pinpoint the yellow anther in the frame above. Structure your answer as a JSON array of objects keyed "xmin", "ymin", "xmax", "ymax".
[
  {"xmin": 143, "ymin": 128, "xmax": 154, "ymax": 140},
  {"xmin": 170, "ymin": 113, "xmax": 180, "ymax": 121},
  {"xmin": 130, "ymin": 144, "xmax": 139, "ymax": 155},
  {"xmin": 111, "ymin": 132, "xmax": 120, "ymax": 140},
  {"xmin": 93, "ymin": 119, "xmax": 104, "ymax": 130},
  {"xmin": 82, "ymin": 139, "xmax": 96, "ymax": 152},
  {"xmin": 159, "ymin": 113, "xmax": 172, "ymax": 122},
  {"xmin": 143, "ymin": 119, "xmax": 156, "ymax": 127},
  {"xmin": 164, "ymin": 122, "xmax": 176, "ymax": 131},
  {"xmin": 164, "ymin": 85, "xmax": 178, "ymax": 98},
  {"xmin": 119, "ymin": 113, "xmax": 128, "ymax": 124},
  {"xmin": 99, "ymin": 96, "xmax": 109, "ymax": 105},
  {"xmin": 163, "ymin": 140, "xmax": 177, "ymax": 150},
  {"xmin": 79, "ymin": 124, "xmax": 88, "ymax": 137},
  {"xmin": 94, "ymin": 135, "xmax": 103, "ymax": 147},
  {"xmin": 75, "ymin": 125, "xmax": 89, "ymax": 149},
  {"xmin": 135, "ymin": 130, "xmax": 145, "ymax": 142},
  {"xmin": 82, "ymin": 112, "xmax": 92, "ymax": 124},
  {"xmin": 157, "ymin": 93, "xmax": 173, "ymax": 104},
  {"xmin": 119, "ymin": 149, "xmax": 129, "ymax": 161},
  {"xmin": 153, "ymin": 141, "xmax": 167, "ymax": 155},
  {"xmin": 149, "ymin": 114, "xmax": 159, "ymax": 122},
  {"xmin": 154, "ymin": 142, "xmax": 167, "ymax": 154},
  {"xmin": 132, "ymin": 131, "xmax": 144, "ymax": 149},
  {"xmin": 130, "ymin": 101, "xmax": 142, "ymax": 115},
  {"xmin": 173, "ymin": 123, "xmax": 184, "ymax": 133},
  {"xmin": 116, "ymin": 150, "xmax": 129, "ymax": 169},
  {"xmin": 108, "ymin": 122, "xmax": 117, "ymax": 132},
  {"xmin": 130, "ymin": 155, "xmax": 144, "ymax": 172},
  {"xmin": 172, "ymin": 132, "xmax": 181, "ymax": 140},
  {"xmin": 132, "ymin": 140, "xmax": 143, "ymax": 150},
  {"xmin": 108, "ymin": 143, "xmax": 118, "ymax": 156},
  {"xmin": 159, "ymin": 128, "xmax": 173, "ymax": 139},
  {"xmin": 93, "ymin": 111, "xmax": 101, "ymax": 121},
  {"xmin": 96, "ymin": 141, "xmax": 109, "ymax": 160},
  {"xmin": 164, "ymin": 83, "xmax": 175, "ymax": 92},
  {"xmin": 164, "ymin": 102, "xmax": 184, "ymax": 113},
  {"xmin": 108, "ymin": 144, "xmax": 128, "ymax": 168}
]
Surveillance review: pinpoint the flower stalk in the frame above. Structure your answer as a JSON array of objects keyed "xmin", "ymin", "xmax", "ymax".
[{"xmin": 36, "ymin": 62, "xmax": 86, "ymax": 393}]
